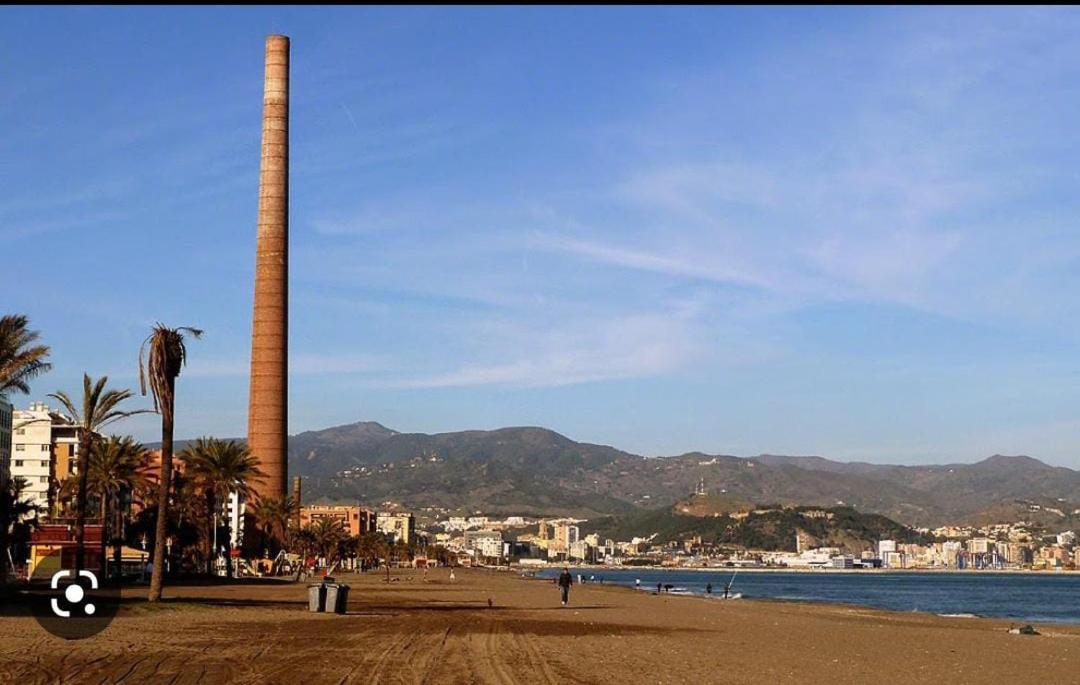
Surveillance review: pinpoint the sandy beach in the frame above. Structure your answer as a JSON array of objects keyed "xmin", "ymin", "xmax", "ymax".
[{"xmin": 2, "ymin": 567, "xmax": 1078, "ymax": 684}]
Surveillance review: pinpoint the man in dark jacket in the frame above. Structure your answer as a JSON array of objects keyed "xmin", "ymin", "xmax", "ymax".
[{"xmin": 557, "ymin": 567, "xmax": 573, "ymax": 606}]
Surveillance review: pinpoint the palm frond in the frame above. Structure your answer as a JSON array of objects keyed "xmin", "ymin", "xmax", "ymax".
[
  {"xmin": 139, "ymin": 324, "xmax": 202, "ymax": 414},
  {"xmin": 0, "ymin": 314, "xmax": 52, "ymax": 396}
]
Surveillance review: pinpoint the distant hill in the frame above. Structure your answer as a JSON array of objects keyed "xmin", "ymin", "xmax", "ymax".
[
  {"xmin": 585, "ymin": 501, "xmax": 931, "ymax": 553},
  {"xmin": 251, "ymin": 420, "xmax": 1080, "ymax": 526}
]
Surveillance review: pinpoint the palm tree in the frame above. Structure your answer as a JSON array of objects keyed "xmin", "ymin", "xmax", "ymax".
[
  {"xmin": 0, "ymin": 314, "xmax": 51, "ymax": 396},
  {"xmin": 179, "ymin": 438, "xmax": 263, "ymax": 579},
  {"xmin": 87, "ymin": 436, "xmax": 150, "ymax": 577},
  {"xmin": 356, "ymin": 532, "xmax": 385, "ymax": 572},
  {"xmin": 309, "ymin": 517, "xmax": 347, "ymax": 564},
  {"xmin": 1, "ymin": 476, "xmax": 39, "ymax": 582},
  {"xmin": 249, "ymin": 494, "xmax": 298, "ymax": 561},
  {"xmin": 139, "ymin": 324, "xmax": 200, "ymax": 602},
  {"xmin": 49, "ymin": 375, "xmax": 142, "ymax": 574}
]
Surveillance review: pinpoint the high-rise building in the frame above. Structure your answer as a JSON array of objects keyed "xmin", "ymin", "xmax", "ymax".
[
  {"xmin": 551, "ymin": 522, "xmax": 579, "ymax": 554},
  {"xmin": 10, "ymin": 401, "xmax": 86, "ymax": 516},
  {"xmin": 0, "ymin": 397, "xmax": 12, "ymax": 481}
]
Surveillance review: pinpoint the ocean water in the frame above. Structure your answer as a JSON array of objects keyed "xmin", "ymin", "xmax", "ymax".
[{"xmin": 537, "ymin": 568, "xmax": 1080, "ymax": 624}]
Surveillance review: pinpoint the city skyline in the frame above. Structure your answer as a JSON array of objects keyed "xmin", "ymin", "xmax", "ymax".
[{"xmin": 6, "ymin": 7, "xmax": 1080, "ymax": 466}]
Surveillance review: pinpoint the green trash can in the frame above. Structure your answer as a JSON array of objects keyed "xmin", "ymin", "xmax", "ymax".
[
  {"xmin": 308, "ymin": 582, "xmax": 327, "ymax": 612},
  {"xmin": 325, "ymin": 583, "xmax": 350, "ymax": 614}
]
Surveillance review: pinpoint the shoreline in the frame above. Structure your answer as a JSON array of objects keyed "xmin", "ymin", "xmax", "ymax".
[{"xmin": 516, "ymin": 563, "xmax": 1080, "ymax": 575}]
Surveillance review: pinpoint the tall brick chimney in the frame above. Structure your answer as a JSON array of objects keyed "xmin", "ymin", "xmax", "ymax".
[{"xmin": 248, "ymin": 35, "xmax": 290, "ymax": 501}]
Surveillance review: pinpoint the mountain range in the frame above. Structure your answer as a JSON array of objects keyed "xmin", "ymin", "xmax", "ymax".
[{"xmin": 276, "ymin": 421, "xmax": 1080, "ymax": 529}]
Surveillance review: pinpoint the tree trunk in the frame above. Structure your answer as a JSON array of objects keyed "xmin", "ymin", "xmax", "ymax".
[
  {"xmin": 148, "ymin": 380, "xmax": 174, "ymax": 602},
  {"xmin": 74, "ymin": 432, "xmax": 92, "ymax": 574},
  {"xmin": 206, "ymin": 489, "xmax": 215, "ymax": 576}
]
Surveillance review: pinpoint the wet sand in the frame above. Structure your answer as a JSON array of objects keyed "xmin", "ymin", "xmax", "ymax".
[{"xmin": 2, "ymin": 567, "xmax": 1078, "ymax": 684}]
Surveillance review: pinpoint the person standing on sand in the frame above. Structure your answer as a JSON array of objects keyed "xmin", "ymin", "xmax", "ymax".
[
  {"xmin": 706, "ymin": 582, "xmax": 713, "ymax": 595},
  {"xmin": 656, "ymin": 581, "xmax": 662, "ymax": 594},
  {"xmin": 558, "ymin": 567, "xmax": 574, "ymax": 606}
]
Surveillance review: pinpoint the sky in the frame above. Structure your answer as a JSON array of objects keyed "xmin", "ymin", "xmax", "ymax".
[{"xmin": 4, "ymin": 6, "xmax": 1080, "ymax": 466}]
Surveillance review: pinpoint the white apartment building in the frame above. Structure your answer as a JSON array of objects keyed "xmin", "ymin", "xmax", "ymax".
[
  {"xmin": 464, "ymin": 530, "xmax": 504, "ymax": 559},
  {"xmin": 877, "ymin": 539, "xmax": 896, "ymax": 558},
  {"xmin": 967, "ymin": 537, "xmax": 993, "ymax": 555},
  {"xmin": 0, "ymin": 397, "xmax": 12, "ymax": 481},
  {"xmin": 226, "ymin": 490, "xmax": 245, "ymax": 550},
  {"xmin": 11, "ymin": 401, "xmax": 85, "ymax": 516}
]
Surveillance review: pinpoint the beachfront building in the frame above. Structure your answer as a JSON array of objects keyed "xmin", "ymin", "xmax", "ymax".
[
  {"xmin": 377, "ymin": 512, "xmax": 416, "ymax": 544},
  {"xmin": 967, "ymin": 537, "xmax": 993, "ymax": 555},
  {"xmin": 300, "ymin": 504, "xmax": 377, "ymax": 537},
  {"xmin": 464, "ymin": 530, "xmax": 504, "ymax": 561},
  {"xmin": 11, "ymin": 401, "xmax": 86, "ymax": 516},
  {"xmin": 552, "ymin": 521, "xmax": 579, "ymax": 554},
  {"xmin": 877, "ymin": 539, "xmax": 896, "ymax": 558},
  {"xmin": 0, "ymin": 397, "xmax": 12, "ymax": 481}
]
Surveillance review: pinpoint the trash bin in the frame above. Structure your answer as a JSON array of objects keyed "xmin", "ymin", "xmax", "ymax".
[
  {"xmin": 325, "ymin": 583, "xmax": 350, "ymax": 614},
  {"xmin": 308, "ymin": 582, "xmax": 327, "ymax": 612}
]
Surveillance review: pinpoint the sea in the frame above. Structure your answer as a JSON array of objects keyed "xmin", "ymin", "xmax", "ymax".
[{"xmin": 536, "ymin": 568, "xmax": 1080, "ymax": 624}]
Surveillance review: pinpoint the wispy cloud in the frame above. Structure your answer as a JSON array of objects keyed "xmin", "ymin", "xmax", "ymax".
[{"xmin": 383, "ymin": 313, "xmax": 705, "ymax": 388}]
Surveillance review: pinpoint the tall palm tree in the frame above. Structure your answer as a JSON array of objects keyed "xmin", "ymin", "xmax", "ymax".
[
  {"xmin": 49, "ymin": 375, "xmax": 142, "ymax": 574},
  {"xmin": 0, "ymin": 314, "xmax": 51, "ymax": 396},
  {"xmin": 87, "ymin": 436, "xmax": 150, "ymax": 576},
  {"xmin": 140, "ymin": 324, "xmax": 201, "ymax": 602},
  {"xmin": 179, "ymin": 438, "xmax": 263, "ymax": 579}
]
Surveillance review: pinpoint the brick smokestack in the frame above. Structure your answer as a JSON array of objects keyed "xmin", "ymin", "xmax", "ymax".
[{"xmin": 248, "ymin": 34, "xmax": 290, "ymax": 501}]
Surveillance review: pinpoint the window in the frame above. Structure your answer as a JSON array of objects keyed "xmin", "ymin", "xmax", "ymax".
[
  {"xmin": 15, "ymin": 428, "xmax": 24, "ymax": 435},
  {"xmin": 15, "ymin": 444, "xmax": 24, "ymax": 451},
  {"xmin": 39, "ymin": 476, "xmax": 47, "ymax": 483},
  {"xmin": 40, "ymin": 444, "xmax": 49, "ymax": 451},
  {"xmin": 14, "ymin": 460, "xmax": 23, "ymax": 467}
]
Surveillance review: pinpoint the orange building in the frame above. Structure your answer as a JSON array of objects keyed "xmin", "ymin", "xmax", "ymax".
[{"xmin": 299, "ymin": 505, "xmax": 376, "ymax": 537}]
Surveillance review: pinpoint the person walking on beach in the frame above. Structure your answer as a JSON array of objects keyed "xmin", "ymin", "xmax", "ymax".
[
  {"xmin": 558, "ymin": 567, "xmax": 573, "ymax": 606},
  {"xmin": 706, "ymin": 582, "xmax": 713, "ymax": 595}
]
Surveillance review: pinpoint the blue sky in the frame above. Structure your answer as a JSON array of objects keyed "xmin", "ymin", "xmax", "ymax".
[{"xmin": 5, "ymin": 6, "xmax": 1080, "ymax": 466}]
